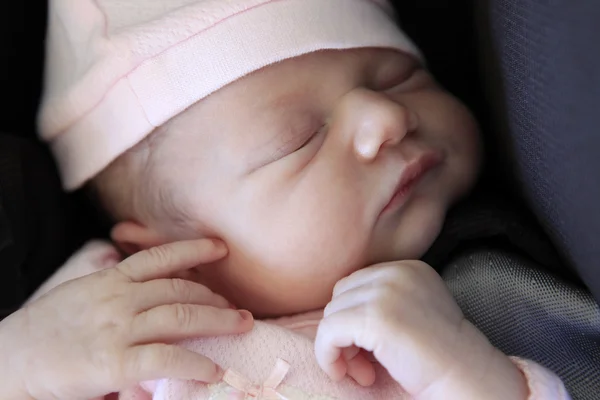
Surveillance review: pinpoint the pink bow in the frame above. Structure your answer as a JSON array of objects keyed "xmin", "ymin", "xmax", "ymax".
[{"xmin": 222, "ymin": 358, "xmax": 291, "ymax": 400}]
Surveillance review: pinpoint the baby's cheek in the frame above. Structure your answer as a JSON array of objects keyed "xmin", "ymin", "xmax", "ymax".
[
  {"xmin": 216, "ymin": 184, "xmax": 373, "ymax": 314},
  {"xmin": 264, "ymin": 211, "xmax": 370, "ymax": 278},
  {"xmin": 218, "ymin": 219, "xmax": 371, "ymax": 316}
]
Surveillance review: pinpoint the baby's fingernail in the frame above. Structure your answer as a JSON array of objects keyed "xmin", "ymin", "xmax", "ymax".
[
  {"xmin": 214, "ymin": 365, "xmax": 224, "ymax": 381},
  {"xmin": 211, "ymin": 240, "xmax": 227, "ymax": 253},
  {"xmin": 101, "ymin": 252, "xmax": 121, "ymax": 269},
  {"xmin": 238, "ymin": 310, "xmax": 253, "ymax": 321},
  {"xmin": 199, "ymin": 364, "xmax": 224, "ymax": 383},
  {"xmin": 228, "ymin": 302, "xmax": 238, "ymax": 310}
]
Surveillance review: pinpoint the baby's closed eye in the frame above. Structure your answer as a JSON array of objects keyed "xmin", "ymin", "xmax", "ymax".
[{"xmin": 266, "ymin": 116, "xmax": 327, "ymax": 165}]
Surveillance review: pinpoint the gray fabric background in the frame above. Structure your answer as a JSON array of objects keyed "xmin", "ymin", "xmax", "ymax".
[
  {"xmin": 444, "ymin": 249, "xmax": 600, "ymax": 400},
  {"xmin": 481, "ymin": 0, "xmax": 600, "ymax": 303}
]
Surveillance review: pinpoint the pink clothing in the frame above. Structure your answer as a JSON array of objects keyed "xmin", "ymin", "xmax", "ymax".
[
  {"xmin": 118, "ymin": 314, "xmax": 571, "ymax": 400},
  {"xmin": 123, "ymin": 312, "xmax": 406, "ymax": 400},
  {"xmin": 38, "ymin": 0, "xmax": 421, "ymax": 190},
  {"xmin": 30, "ymin": 242, "xmax": 572, "ymax": 400}
]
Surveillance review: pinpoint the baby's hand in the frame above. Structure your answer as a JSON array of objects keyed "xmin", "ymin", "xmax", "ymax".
[
  {"xmin": 315, "ymin": 261, "xmax": 528, "ymax": 400},
  {"xmin": 0, "ymin": 239, "xmax": 253, "ymax": 400}
]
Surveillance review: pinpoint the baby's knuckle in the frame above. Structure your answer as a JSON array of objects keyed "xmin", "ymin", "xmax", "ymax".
[
  {"xmin": 332, "ymin": 279, "xmax": 345, "ymax": 294},
  {"xmin": 364, "ymin": 291, "xmax": 400, "ymax": 319},
  {"xmin": 125, "ymin": 346, "xmax": 157, "ymax": 378},
  {"xmin": 401, "ymin": 260, "xmax": 432, "ymax": 276},
  {"xmin": 380, "ymin": 277, "xmax": 398, "ymax": 292},
  {"xmin": 370, "ymin": 280, "xmax": 397, "ymax": 303},
  {"xmin": 320, "ymin": 314, "xmax": 340, "ymax": 335},
  {"xmin": 154, "ymin": 345, "xmax": 179, "ymax": 370},
  {"xmin": 123, "ymin": 352, "xmax": 144, "ymax": 379},
  {"xmin": 375, "ymin": 265, "xmax": 405, "ymax": 283},
  {"xmin": 169, "ymin": 278, "xmax": 191, "ymax": 299},
  {"xmin": 173, "ymin": 304, "xmax": 195, "ymax": 329},
  {"xmin": 145, "ymin": 245, "xmax": 172, "ymax": 267},
  {"xmin": 389, "ymin": 263, "xmax": 426, "ymax": 287},
  {"xmin": 364, "ymin": 300, "xmax": 388, "ymax": 322}
]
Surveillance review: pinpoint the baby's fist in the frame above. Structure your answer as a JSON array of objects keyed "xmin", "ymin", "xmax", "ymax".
[{"xmin": 315, "ymin": 261, "xmax": 505, "ymax": 398}]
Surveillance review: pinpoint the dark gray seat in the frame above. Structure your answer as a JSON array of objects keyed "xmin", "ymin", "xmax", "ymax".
[
  {"xmin": 445, "ymin": 249, "xmax": 600, "ymax": 400},
  {"xmin": 479, "ymin": 0, "xmax": 600, "ymax": 305}
]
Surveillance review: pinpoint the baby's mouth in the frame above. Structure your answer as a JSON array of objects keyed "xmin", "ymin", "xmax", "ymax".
[{"xmin": 380, "ymin": 151, "xmax": 443, "ymax": 215}]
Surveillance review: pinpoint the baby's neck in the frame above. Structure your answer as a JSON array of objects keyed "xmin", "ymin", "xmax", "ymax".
[{"xmin": 262, "ymin": 310, "xmax": 324, "ymax": 339}]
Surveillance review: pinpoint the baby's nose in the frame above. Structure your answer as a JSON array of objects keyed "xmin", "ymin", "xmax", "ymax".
[{"xmin": 343, "ymin": 89, "xmax": 418, "ymax": 162}]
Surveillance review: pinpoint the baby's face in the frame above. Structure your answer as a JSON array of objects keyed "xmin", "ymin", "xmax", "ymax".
[{"xmin": 150, "ymin": 49, "xmax": 481, "ymax": 317}]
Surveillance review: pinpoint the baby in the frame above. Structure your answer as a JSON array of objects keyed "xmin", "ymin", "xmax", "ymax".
[{"xmin": 20, "ymin": 0, "xmax": 569, "ymax": 399}]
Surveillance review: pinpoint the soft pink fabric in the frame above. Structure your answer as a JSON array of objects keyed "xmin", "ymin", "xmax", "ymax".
[
  {"xmin": 118, "ymin": 316, "xmax": 572, "ymax": 400},
  {"xmin": 27, "ymin": 242, "xmax": 572, "ymax": 400},
  {"xmin": 123, "ymin": 314, "xmax": 408, "ymax": 400},
  {"xmin": 38, "ymin": 0, "xmax": 422, "ymax": 190}
]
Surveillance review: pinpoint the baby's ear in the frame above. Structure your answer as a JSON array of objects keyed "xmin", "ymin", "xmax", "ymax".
[{"xmin": 111, "ymin": 221, "xmax": 167, "ymax": 255}]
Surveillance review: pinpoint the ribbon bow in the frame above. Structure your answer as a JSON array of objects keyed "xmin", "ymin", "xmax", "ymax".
[{"xmin": 222, "ymin": 358, "xmax": 291, "ymax": 400}]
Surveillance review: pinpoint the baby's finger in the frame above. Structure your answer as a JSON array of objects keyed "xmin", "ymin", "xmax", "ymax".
[
  {"xmin": 135, "ymin": 278, "xmax": 230, "ymax": 311},
  {"xmin": 342, "ymin": 346, "xmax": 361, "ymax": 361},
  {"xmin": 131, "ymin": 305, "xmax": 253, "ymax": 344},
  {"xmin": 342, "ymin": 346, "xmax": 376, "ymax": 386},
  {"xmin": 332, "ymin": 265, "xmax": 387, "ymax": 298},
  {"xmin": 118, "ymin": 240, "xmax": 227, "ymax": 282},
  {"xmin": 125, "ymin": 343, "xmax": 223, "ymax": 384},
  {"xmin": 346, "ymin": 351, "xmax": 376, "ymax": 387},
  {"xmin": 324, "ymin": 285, "xmax": 373, "ymax": 317},
  {"xmin": 315, "ymin": 307, "xmax": 375, "ymax": 379}
]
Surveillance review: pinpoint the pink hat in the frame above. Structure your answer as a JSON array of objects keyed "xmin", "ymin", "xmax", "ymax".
[{"xmin": 38, "ymin": 0, "xmax": 422, "ymax": 190}]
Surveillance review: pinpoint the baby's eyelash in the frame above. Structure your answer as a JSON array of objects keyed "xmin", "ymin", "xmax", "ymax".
[
  {"xmin": 262, "ymin": 121, "xmax": 325, "ymax": 167},
  {"xmin": 385, "ymin": 68, "xmax": 434, "ymax": 94},
  {"xmin": 377, "ymin": 65, "xmax": 421, "ymax": 92},
  {"xmin": 295, "ymin": 124, "xmax": 326, "ymax": 153}
]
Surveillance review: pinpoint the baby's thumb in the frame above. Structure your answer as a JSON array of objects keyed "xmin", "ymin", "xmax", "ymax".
[{"xmin": 345, "ymin": 348, "xmax": 376, "ymax": 387}]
